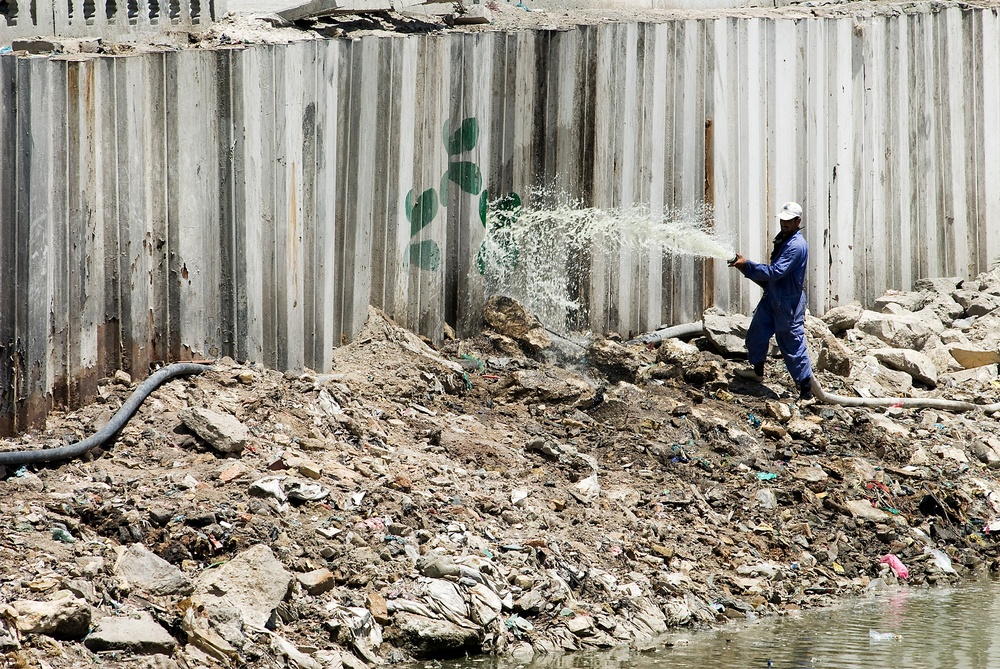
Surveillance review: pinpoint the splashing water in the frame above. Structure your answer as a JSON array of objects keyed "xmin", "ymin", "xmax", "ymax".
[{"xmin": 478, "ymin": 189, "xmax": 735, "ymax": 330}]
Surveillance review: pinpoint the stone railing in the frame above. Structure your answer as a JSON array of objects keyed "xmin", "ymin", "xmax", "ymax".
[{"xmin": 0, "ymin": 0, "xmax": 225, "ymax": 42}]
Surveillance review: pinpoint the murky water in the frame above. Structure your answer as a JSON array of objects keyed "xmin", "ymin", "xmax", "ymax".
[{"xmin": 442, "ymin": 580, "xmax": 1000, "ymax": 669}]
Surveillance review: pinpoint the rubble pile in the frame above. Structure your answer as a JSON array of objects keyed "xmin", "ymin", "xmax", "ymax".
[{"xmin": 4, "ymin": 270, "xmax": 1000, "ymax": 668}]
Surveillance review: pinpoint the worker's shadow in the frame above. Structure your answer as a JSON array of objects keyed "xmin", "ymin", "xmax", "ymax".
[{"xmin": 727, "ymin": 379, "xmax": 781, "ymax": 400}]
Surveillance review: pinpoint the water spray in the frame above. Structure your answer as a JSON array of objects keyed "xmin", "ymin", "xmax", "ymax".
[{"xmin": 477, "ymin": 189, "xmax": 736, "ymax": 331}]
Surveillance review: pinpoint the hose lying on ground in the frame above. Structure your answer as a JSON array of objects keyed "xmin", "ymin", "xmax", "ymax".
[
  {"xmin": 634, "ymin": 322, "xmax": 1000, "ymax": 414},
  {"xmin": 628, "ymin": 321, "xmax": 705, "ymax": 345},
  {"xmin": 0, "ymin": 362, "xmax": 212, "ymax": 467},
  {"xmin": 808, "ymin": 376, "xmax": 1000, "ymax": 414}
]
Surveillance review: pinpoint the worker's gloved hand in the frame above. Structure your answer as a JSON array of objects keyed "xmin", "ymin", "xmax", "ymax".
[{"xmin": 728, "ymin": 253, "xmax": 748, "ymax": 271}]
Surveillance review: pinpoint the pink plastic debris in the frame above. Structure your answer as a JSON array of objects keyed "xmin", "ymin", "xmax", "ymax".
[{"xmin": 880, "ymin": 553, "xmax": 909, "ymax": 580}]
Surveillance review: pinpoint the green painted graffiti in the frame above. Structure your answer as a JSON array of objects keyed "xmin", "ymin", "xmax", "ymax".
[
  {"xmin": 403, "ymin": 116, "xmax": 520, "ymax": 275},
  {"xmin": 475, "ymin": 191, "xmax": 521, "ymax": 275}
]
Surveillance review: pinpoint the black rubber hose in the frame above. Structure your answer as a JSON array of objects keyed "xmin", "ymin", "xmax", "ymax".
[{"xmin": 0, "ymin": 362, "xmax": 212, "ymax": 466}]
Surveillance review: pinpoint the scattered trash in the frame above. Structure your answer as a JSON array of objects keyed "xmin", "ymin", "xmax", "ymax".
[
  {"xmin": 51, "ymin": 527, "xmax": 76, "ymax": 543},
  {"xmin": 926, "ymin": 548, "xmax": 957, "ymax": 574},
  {"xmin": 879, "ymin": 553, "xmax": 909, "ymax": 579},
  {"xmin": 869, "ymin": 629, "xmax": 902, "ymax": 641},
  {"xmin": 0, "ymin": 288, "xmax": 993, "ymax": 664}
]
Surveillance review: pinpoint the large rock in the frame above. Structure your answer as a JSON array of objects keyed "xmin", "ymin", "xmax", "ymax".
[
  {"xmin": 682, "ymin": 359, "xmax": 728, "ymax": 390},
  {"xmin": 586, "ymin": 338, "xmax": 644, "ymax": 384},
  {"xmin": 390, "ymin": 613, "xmax": 480, "ymax": 659},
  {"xmin": 854, "ymin": 309, "xmax": 940, "ymax": 350},
  {"xmin": 504, "ymin": 369, "xmax": 596, "ymax": 404},
  {"xmin": 84, "ymin": 612, "xmax": 177, "ymax": 654},
  {"xmin": 656, "ymin": 338, "xmax": 701, "ymax": 366},
  {"xmin": 483, "ymin": 295, "xmax": 551, "ymax": 353},
  {"xmin": 924, "ymin": 295, "xmax": 965, "ymax": 325},
  {"xmin": 179, "ymin": 407, "xmax": 250, "ymax": 454},
  {"xmin": 816, "ymin": 336, "xmax": 853, "ymax": 377},
  {"xmin": 874, "ymin": 290, "xmax": 929, "ymax": 312},
  {"xmin": 971, "ymin": 438, "xmax": 1000, "ymax": 469},
  {"xmin": 14, "ymin": 596, "xmax": 91, "ymax": 639},
  {"xmin": 940, "ymin": 364, "xmax": 998, "ymax": 387},
  {"xmin": 115, "ymin": 544, "xmax": 193, "ymax": 596},
  {"xmin": 192, "ymin": 545, "xmax": 292, "ymax": 629},
  {"xmin": 853, "ymin": 359, "xmax": 913, "ymax": 397},
  {"xmin": 822, "ymin": 302, "xmax": 863, "ymax": 335},
  {"xmin": 703, "ymin": 311, "xmax": 751, "ymax": 356},
  {"xmin": 868, "ymin": 413, "xmax": 910, "ymax": 438},
  {"xmin": 914, "ymin": 276, "xmax": 963, "ymax": 294},
  {"xmin": 952, "ymin": 289, "xmax": 1000, "ymax": 317},
  {"xmin": 844, "ymin": 499, "xmax": 892, "ymax": 523},
  {"xmin": 870, "ymin": 348, "xmax": 938, "ymax": 387},
  {"xmin": 969, "ymin": 266, "xmax": 1000, "ymax": 292}
]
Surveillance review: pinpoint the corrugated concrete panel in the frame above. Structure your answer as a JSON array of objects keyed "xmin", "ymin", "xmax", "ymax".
[{"xmin": 2, "ymin": 7, "xmax": 1000, "ymax": 431}]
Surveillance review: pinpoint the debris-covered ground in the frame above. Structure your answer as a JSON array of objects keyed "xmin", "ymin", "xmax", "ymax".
[
  {"xmin": 5, "ymin": 269, "xmax": 1000, "ymax": 669},
  {"xmin": 13, "ymin": 0, "xmax": 1000, "ymax": 55}
]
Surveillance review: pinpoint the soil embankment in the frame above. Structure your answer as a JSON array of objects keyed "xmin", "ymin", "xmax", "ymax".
[{"xmin": 3, "ymin": 273, "xmax": 1000, "ymax": 668}]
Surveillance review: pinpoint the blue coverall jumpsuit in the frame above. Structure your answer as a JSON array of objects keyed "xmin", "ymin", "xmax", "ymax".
[{"xmin": 740, "ymin": 229, "xmax": 814, "ymax": 387}]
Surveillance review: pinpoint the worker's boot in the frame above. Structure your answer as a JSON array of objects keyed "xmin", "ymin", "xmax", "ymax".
[
  {"xmin": 798, "ymin": 376, "xmax": 814, "ymax": 400},
  {"xmin": 735, "ymin": 363, "xmax": 765, "ymax": 383}
]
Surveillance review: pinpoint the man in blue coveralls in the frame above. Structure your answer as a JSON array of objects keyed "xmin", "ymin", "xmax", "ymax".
[{"xmin": 727, "ymin": 201, "xmax": 815, "ymax": 400}]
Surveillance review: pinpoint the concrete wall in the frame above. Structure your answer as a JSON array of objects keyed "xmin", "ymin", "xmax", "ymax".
[{"xmin": 0, "ymin": 5, "xmax": 998, "ymax": 432}]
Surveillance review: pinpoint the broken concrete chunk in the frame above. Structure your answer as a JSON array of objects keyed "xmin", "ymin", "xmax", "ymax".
[
  {"xmin": 483, "ymin": 295, "xmax": 551, "ymax": 353},
  {"xmin": 84, "ymin": 612, "xmax": 177, "ymax": 654},
  {"xmin": 855, "ymin": 310, "xmax": 940, "ymax": 350},
  {"xmin": 192, "ymin": 544, "xmax": 292, "ymax": 629},
  {"xmin": 765, "ymin": 400, "xmax": 792, "ymax": 424},
  {"xmin": 870, "ymin": 348, "xmax": 938, "ymax": 387},
  {"xmin": 656, "ymin": 338, "xmax": 701, "ymax": 366},
  {"xmin": 914, "ymin": 276, "xmax": 963, "ymax": 294},
  {"xmin": 867, "ymin": 413, "xmax": 910, "ymax": 438},
  {"xmin": 586, "ymin": 338, "xmax": 644, "ymax": 384},
  {"xmin": 114, "ymin": 543, "xmax": 194, "ymax": 596},
  {"xmin": 14, "ymin": 597, "xmax": 91, "ymax": 640},
  {"xmin": 873, "ymin": 290, "xmax": 929, "ymax": 313},
  {"xmin": 822, "ymin": 302, "xmax": 863, "ymax": 334},
  {"xmin": 179, "ymin": 407, "xmax": 250, "ymax": 454},
  {"xmin": 454, "ymin": 3, "xmax": 493, "ymax": 24},
  {"xmin": 565, "ymin": 615, "xmax": 595, "ymax": 637},
  {"xmin": 703, "ymin": 311, "xmax": 751, "ymax": 356},
  {"xmin": 390, "ymin": 613, "xmax": 481, "ymax": 659},
  {"xmin": 952, "ymin": 289, "xmax": 1000, "ymax": 317},
  {"xmin": 297, "ymin": 568, "xmax": 336, "ymax": 596},
  {"xmin": 844, "ymin": 499, "xmax": 892, "ymax": 522},
  {"xmin": 817, "ymin": 336, "xmax": 853, "ymax": 377},
  {"xmin": 505, "ymin": 369, "xmax": 595, "ymax": 403}
]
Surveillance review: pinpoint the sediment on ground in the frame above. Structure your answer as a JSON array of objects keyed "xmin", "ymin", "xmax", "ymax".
[{"xmin": 4, "ymin": 272, "xmax": 1000, "ymax": 668}]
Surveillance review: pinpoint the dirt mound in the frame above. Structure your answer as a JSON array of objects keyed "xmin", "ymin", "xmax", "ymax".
[{"xmin": 0, "ymin": 295, "xmax": 999, "ymax": 667}]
